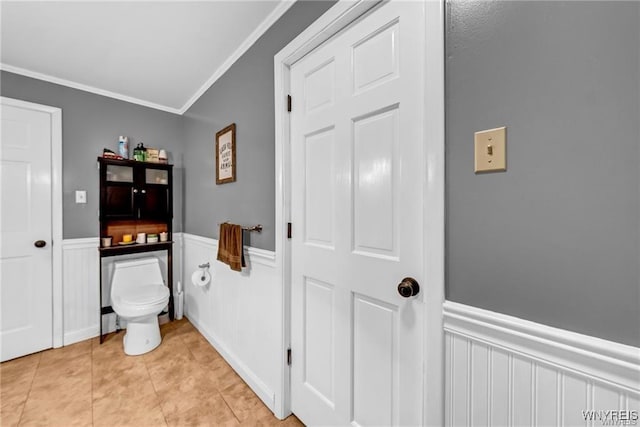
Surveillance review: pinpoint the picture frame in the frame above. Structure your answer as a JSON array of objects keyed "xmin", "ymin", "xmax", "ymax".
[{"xmin": 216, "ymin": 123, "xmax": 236, "ymax": 185}]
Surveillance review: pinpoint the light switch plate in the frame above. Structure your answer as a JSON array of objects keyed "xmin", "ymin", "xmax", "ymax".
[
  {"xmin": 75, "ymin": 190, "xmax": 87, "ymax": 204},
  {"xmin": 475, "ymin": 126, "xmax": 506, "ymax": 173}
]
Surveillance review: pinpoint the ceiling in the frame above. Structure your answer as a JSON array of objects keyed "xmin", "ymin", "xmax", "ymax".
[{"xmin": 1, "ymin": 1, "xmax": 294, "ymax": 114}]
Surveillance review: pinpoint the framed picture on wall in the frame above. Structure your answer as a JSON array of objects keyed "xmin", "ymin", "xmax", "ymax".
[{"xmin": 216, "ymin": 123, "xmax": 236, "ymax": 184}]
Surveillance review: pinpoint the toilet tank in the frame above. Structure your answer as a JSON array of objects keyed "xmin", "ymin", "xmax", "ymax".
[{"xmin": 111, "ymin": 257, "xmax": 164, "ymax": 293}]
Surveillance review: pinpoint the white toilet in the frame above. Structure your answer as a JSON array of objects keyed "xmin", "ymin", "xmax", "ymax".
[{"xmin": 111, "ymin": 257, "xmax": 170, "ymax": 355}]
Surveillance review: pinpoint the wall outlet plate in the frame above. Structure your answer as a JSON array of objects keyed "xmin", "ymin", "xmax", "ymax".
[{"xmin": 475, "ymin": 127, "xmax": 506, "ymax": 173}]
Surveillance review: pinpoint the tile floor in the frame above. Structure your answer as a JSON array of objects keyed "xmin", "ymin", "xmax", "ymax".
[{"xmin": 1, "ymin": 319, "xmax": 303, "ymax": 426}]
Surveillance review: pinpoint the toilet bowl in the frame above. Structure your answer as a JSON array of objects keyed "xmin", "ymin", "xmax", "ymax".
[{"xmin": 111, "ymin": 257, "xmax": 170, "ymax": 355}]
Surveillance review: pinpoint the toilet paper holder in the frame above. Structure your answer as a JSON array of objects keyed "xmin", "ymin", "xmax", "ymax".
[
  {"xmin": 193, "ymin": 263, "xmax": 212, "ymax": 287},
  {"xmin": 197, "ymin": 263, "xmax": 210, "ymax": 280}
]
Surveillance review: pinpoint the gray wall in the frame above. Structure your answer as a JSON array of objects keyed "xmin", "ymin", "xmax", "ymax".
[
  {"xmin": 182, "ymin": 0, "xmax": 335, "ymax": 250},
  {"xmin": 1, "ymin": 71, "xmax": 184, "ymax": 238},
  {"xmin": 446, "ymin": 1, "xmax": 640, "ymax": 346}
]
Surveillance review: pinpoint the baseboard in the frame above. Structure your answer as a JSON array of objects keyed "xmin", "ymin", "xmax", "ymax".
[
  {"xmin": 64, "ymin": 325, "xmax": 99, "ymax": 346},
  {"xmin": 186, "ymin": 314, "xmax": 276, "ymax": 411},
  {"xmin": 444, "ymin": 301, "xmax": 640, "ymax": 427}
]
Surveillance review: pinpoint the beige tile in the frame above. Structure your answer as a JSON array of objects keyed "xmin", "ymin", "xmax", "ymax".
[
  {"xmin": 237, "ymin": 406, "xmax": 280, "ymax": 426},
  {"xmin": 34, "ymin": 352, "xmax": 91, "ymax": 382},
  {"xmin": 1, "ymin": 401, "xmax": 23, "ymax": 427},
  {"xmin": 0, "ymin": 319, "xmax": 286, "ymax": 427},
  {"xmin": 91, "ymin": 331, "xmax": 126, "ymax": 361},
  {"xmin": 0, "ymin": 390, "xmax": 30, "ymax": 425},
  {"xmin": 20, "ymin": 351, "xmax": 92, "ymax": 426},
  {"xmin": 162, "ymin": 389, "xmax": 239, "ymax": 427},
  {"xmin": 171, "ymin": 320, "xmax": 196, "ymax": 336},
  {"xmin": 0, "ymin": 352, "xmax": 41, "ymax": 426},
  {"xmin": 221, "ymin": 380, "xmax": 269, "ymax": 423},
  {"xmin": 143, "ymin": 332, "xmax": 191, "ymax": 365},
  {"xmin": 159, "ymin": 320, "xmax": 177, "ymax": 333},
  {"xmin": 93, "ymin": 389, "xmax": 166, "ymax": 427},
  {"xmin": 146, "ymin": 358, "xmax": 204, "ymax": 395},
  {"xmin": 186, "ymin": 339, "xmax": 224, "ymax": 364},
  {"xmin": 39, "ymin": 340, "xmax": 91, "ymax": 365},
  {"xmin": 0, "ymin": 352, "xmax": 41, "ymax": 383},
  {"xmin": 240, "ymin": 412, "xmax": 306, "ymax": 427},
  {"xmin": 29, "ymin": 367, "xmax": 92, "ymax": 402},
  {"xmin": 19, "ymin": 396, "xmax": 92, "ymax": 427},
  {"xmin": 93, "ymin": 359, "xmax": 152, "ymax": 401},
  {"xmin": 282, "ymin": 415, "xmax": 305, "ymax": 426},
  {"xmin": 210, "ymin": 362, "xmax": 244, "ymax": 392},
  {"xmin": 179, "ymin": 328, "xmax": 204, "ymax": 343}
]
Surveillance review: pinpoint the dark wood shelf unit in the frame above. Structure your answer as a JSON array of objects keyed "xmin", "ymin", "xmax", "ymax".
[
  {"xmin": 97, "ymin": 157, "xmax": 174, "ymax": 344},
  {"xmin": 99, "ymin": 241, "xmax": 174, "ymax": 256}
]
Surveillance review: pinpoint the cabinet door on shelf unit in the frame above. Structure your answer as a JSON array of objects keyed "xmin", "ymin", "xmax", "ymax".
[
  {"xmin": 139, "ymin": 186, "xmax": 171, "ymax": 218},
  {"xmin": 104, "ymin": 186, "xmax": 136, "ymax": 218},
  {"xmin": 139, "ymin": 167, "xmax": 172, "ymax": 219},
  {"xmin": 102, "ymin": 164, "xmax": 136, "ymax": 218}
]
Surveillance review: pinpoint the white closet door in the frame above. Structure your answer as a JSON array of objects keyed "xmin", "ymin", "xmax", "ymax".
[
  {"xmin": 1, "ymin": 100, "xmax": 53, "ymax": 361},
  {"xmin": 290, "ymin": 2, "xmax": 426, "ymax": 425}
]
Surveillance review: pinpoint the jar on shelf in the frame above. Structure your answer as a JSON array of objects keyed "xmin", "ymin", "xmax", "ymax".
[{"xmin": 133, "ymin": 143, "xmax": 147, "ymax": 161}]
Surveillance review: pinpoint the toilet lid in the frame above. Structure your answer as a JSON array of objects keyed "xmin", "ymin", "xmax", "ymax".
[{"xmin": 119, "ymin": 285, "xmax": 169, "ymax": 306}]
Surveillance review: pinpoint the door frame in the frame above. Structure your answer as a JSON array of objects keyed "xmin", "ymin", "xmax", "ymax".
[
  {"xmin": 273, "ymin": 0, "xmax": 445, "ymax": 423},
  {"xmin": 1, "ymin": 96, "xmax": 64, "ymax": 349}
]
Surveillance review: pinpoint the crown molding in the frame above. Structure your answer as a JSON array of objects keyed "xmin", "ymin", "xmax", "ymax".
[
  {"xmin": 177, "ymin": 0, "xmax": 296, "ymax": 114},
  {"xmin": 0, "ymin": 63, "xmax": 182, "ymax": 115}
]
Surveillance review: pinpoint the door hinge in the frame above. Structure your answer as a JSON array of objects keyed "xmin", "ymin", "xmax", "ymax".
[
  {"xmin": 287, "ymin": 222, "xmax": 292, "ymax": 239},
  {"xmin": 287, "ymin": 95, "xmax": 292, "ymax": 112},
  {"xmin": 287, "ymin": 348, "xmax": 292, "ymax": 366}
]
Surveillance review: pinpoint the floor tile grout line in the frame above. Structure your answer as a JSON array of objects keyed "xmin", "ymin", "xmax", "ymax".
[
  {"xmin": 17, "ymin": 352, "xmax": 42, "ymax": 425},
  {"xmin": 220, "ymin": 388, "xmax": 242, "ymax": 425},
  {"xmin": 142, "ymin": 344, "xmax": 170, "ymax": 427},
  {"xmin": 180, "ymin": 326, "xmax": 244, "ymax": 424}
]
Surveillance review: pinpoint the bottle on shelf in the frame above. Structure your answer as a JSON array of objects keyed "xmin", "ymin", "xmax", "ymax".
[
  {"xmin": 118, "ymin": 136, "xmax": 129, "ymax": 159},
  {"xmin": 133, "ymin": 143, "xmax": 147, "ymax": 162}
]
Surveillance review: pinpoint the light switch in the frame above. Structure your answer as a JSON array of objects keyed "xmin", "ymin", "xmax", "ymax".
[
  {"xmin": 475, "ymin": 126, "xmax": 506, "ymax": 173},
  {"xmin": 75, "ymin": 190, "xmax": 87, "ymax": 204}
]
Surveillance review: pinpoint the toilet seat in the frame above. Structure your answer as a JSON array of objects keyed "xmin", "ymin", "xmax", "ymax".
[{"xmin": 119, "ymin": 285, "xmax": 169, "ymax": 306}]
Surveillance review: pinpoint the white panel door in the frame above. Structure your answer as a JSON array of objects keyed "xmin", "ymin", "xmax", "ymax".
[
  {"xmin": 0, "ymin": 101, "xmax": 53, "ymax": 361},
  {"xmin": 290, "ymin": 2, "xmax": 425, "ymax": 425}
]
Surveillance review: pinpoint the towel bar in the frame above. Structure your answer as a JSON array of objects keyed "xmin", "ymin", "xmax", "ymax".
[{"xmin": 219, "ymin": 222, "xmax": 262, "ymax": 233}]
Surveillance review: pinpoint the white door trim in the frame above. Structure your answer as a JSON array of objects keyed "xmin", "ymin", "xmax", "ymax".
[
  {"xmin": 1, "ymin": 96, "xmax": 63, "ymax": 349},
  {"xmin": 422, "ymin": 1, "xmax": 446, "ymax": 425},
  {"xmin": 273, "ymin": 1, "xmax": 445, "ymax": 422}
]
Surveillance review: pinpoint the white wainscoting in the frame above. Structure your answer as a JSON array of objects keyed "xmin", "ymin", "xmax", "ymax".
[
  {"xmin": 61, "ymin": 234, "xmax": 183, "ymax": 345},
  {"xmin": 181, "ymin": 233, "xmax": 282, "ymax": 416},
  {"xmin": 61, "ymin": 238, "xmax": 100, "ymax": 345},
  {"xmin": 444, "ymin": 301, "xmax": 640, "ymax": 427}
]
